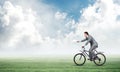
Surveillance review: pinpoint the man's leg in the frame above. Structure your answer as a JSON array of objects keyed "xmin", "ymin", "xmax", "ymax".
[
  {"xmin": 89, "ymin": 48, "xmax": 93, "ymax": 61},
  {"xmin": 89, "ymin": 45, "xmax": 97, "ymax": 60}
]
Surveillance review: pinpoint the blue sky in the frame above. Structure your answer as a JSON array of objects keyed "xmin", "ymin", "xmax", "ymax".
[{"xmin": 42, "ymin": 0, "xmax": 96, "ymax": 21}]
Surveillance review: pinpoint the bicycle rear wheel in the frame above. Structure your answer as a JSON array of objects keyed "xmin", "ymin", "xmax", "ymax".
[
  {"xmin": 94, "ymin": 53, "xmax": 106, "ymax": 66},
  {"xmin": 73, "ymin": 53, "xmax": 86, "ymax": 66}
]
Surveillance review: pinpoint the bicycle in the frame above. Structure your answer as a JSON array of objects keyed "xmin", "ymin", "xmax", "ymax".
[{"xmin": 73, "ymin": 46, "xmax": 106, "ymax": 66}]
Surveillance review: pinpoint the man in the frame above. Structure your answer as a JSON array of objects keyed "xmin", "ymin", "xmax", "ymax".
[{"xmin": 77, "ymin": 32, "xmax": 98, "ymax": 61}]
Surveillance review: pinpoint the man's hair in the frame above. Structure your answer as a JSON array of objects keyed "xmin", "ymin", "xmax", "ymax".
[{"xmin": 84, "ymin": 31, "xmax": 89, "ymax": 35}]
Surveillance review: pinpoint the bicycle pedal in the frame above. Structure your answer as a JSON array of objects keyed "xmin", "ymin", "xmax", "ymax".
[{"xmin": 88, "ymin": 58, "xmax": 93, "ymax": 61}]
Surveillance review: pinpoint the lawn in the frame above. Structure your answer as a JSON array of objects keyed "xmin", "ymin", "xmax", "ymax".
[{"xmin": 0, "ymin": 56, "xmax": 120, "ymax": 72}]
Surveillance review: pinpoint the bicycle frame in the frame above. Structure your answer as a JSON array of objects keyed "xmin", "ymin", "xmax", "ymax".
[
  {"xmin": 80, "ymin": 47, "xmax": 99, "ymax": 58},
  {"xmin": 80, "ymin": 48, "xmax": 89, "ymax": 58}
]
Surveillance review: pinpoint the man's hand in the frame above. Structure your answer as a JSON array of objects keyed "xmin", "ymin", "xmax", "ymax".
[
  {"xmin": 76, "ymin": 41, "xmax": 80, "ymax": 43},
  {"xmin": 82, "ymin": 46, "xmax": 84, "ymax": 48}
]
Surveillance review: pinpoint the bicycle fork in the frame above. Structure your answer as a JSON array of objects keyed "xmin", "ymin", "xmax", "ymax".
[{"xmin": 79, "ymin": 55, "xmax": 82, "ymax": 60}]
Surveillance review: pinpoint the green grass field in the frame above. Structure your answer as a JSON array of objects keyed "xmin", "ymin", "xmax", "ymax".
[{"xmin": 0, "ymin": 56, "xmax": 120, "ymax": 72}]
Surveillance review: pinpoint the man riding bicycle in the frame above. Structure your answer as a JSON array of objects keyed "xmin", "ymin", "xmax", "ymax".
[{"xmin": 77, "ymin": 32, "xmax": 98, "ymax": 61}]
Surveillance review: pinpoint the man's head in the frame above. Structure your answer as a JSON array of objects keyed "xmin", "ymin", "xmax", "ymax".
[{"xmin": 84, "ymin": 31, "xmax": 89, "ymax": 37}]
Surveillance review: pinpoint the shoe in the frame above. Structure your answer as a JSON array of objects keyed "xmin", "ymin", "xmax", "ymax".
[
  {"xmin": 88, "ymin": 58, "xmax": 93, "ymax": 61},
  {"xmin": 93, "ymin": 57, "xmax": 97, "ymax": 60}
]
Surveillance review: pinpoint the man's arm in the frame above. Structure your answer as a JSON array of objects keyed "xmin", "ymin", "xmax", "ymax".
[
  {"xmin": 85, "ymin": 36, "xmax": 92, "ymax": 46},
  {"xmin": 81, "ymin": 38, "xmax": 87, "ymax": 42}
]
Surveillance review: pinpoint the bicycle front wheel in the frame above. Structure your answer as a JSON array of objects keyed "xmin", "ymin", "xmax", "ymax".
[
  {"xmin": 94, "ymin": 53, "xmax": 106, "ymax": 66},
  {"xmin": 73, "ymin": 53, "xmax": 86, "ymax": 66}
]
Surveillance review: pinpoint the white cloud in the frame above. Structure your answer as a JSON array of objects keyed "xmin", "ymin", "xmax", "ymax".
[
  {"xmin": 0, "ymin": 1, "xmax": 43, "ymax": 49},
  {"xmin": 0, "ymin": 0, "xmax": 76, "ymax": 57},
  {"xmin": 75, "ymin": 0, "xmax": 120, "ymax": 55},
  {"xmin": 55, "ymin": 11, "xmax": 67, "ymax": 20},
  {"xmin": 0, "ymin": 0, "xmax": 120, "ymax": 57}
]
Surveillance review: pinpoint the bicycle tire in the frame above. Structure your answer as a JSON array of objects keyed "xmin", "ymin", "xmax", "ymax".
[
  {"xmin": 93, "ymin": 53, "xmax": 106, "ymax": 66},
  {"xmin": 73, "ymin": 53, "xmax": 86, "ymax": 66}
]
